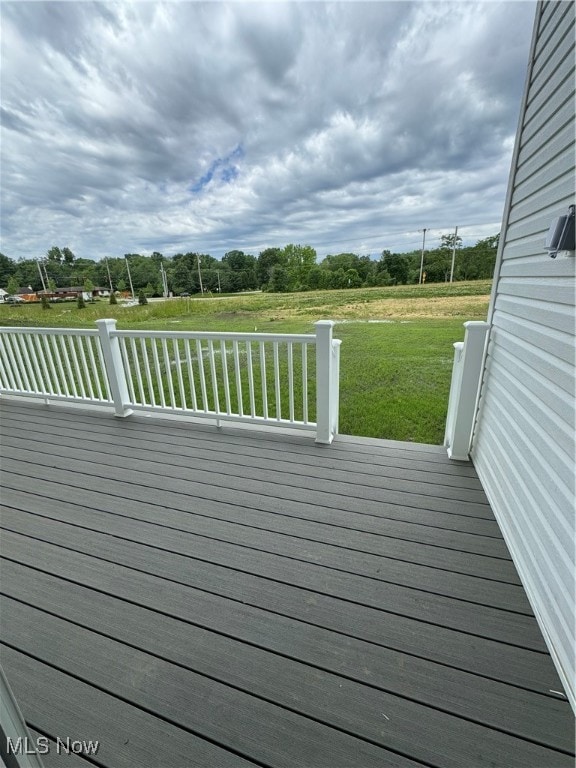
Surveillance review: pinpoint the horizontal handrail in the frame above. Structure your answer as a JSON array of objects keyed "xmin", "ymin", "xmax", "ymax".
[
  {"xmin": 0, "ymin": 326, "xmax": 98, "ymax": 336},
  {"xmin": 114, "ymin": 329, "xmax": 316, "ymax": 343}
]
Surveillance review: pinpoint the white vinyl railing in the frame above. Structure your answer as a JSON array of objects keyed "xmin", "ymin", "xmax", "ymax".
[
  {"xmin": 444, "ymin": 320, "xmax": 489, "ymax": 460},
  {"xmin": 0, "ymin": 319, "xmax": 341, "ymax": 443},
  {"xmin": 0, "ymin": 326, "xmax": 112, "ymax": 405}
]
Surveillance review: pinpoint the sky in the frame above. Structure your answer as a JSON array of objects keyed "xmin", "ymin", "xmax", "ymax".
[{"xmin": 1, "ymin": 1, "xmax": 537, "ymax": 263}]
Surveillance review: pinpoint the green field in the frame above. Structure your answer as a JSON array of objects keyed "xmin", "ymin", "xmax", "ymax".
[{"xmin": 0, "ymin": 281, "xmax": 492, "ymax": 444}]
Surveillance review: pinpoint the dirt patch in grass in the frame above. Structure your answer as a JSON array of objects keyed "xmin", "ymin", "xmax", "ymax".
[{"xmin": 265, "ymin": 294, "xmax": 490, "ymax": 321}]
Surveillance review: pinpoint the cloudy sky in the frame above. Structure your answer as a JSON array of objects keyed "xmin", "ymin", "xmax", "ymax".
[{"xmin": 1, "ymin": 1, "xmax": 536, "ymax": 263}]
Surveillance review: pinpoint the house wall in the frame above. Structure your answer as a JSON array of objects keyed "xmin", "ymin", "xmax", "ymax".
[{"xmin": 472, "ymin": 1, "xmax": 575, "ymax": 710}]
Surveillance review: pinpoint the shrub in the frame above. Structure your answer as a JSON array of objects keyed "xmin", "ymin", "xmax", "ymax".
[
  {"xmin": 77, "ymin": 294, "xmax": 86, "ymax": 309},
  {"xmin": 41, "ymin": 295, "xmax": 51, "ymax": 310},
  {"xmin": 138, "ymin": 289, "xmax": 148, "ymax": 306},
  {"xmin": 109, "ymin": 292, "xmax": 117, "ymax": 305}
]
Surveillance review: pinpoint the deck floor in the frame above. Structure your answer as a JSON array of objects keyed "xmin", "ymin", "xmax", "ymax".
[{"xmin": 0, "ymin": 397, "xmax": 574, "ymax": 767}]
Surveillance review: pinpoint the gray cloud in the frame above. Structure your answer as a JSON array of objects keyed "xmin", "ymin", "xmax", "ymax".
[{"xmin": 1, "ymin": 1, "xmax": 536, "ymax": 261}]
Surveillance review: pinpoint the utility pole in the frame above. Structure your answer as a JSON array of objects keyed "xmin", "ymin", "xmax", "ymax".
[
  {"xmin": 449, "ymin": 225, "xmax": 459, "ymax": 284},
  {"xmin": 36, "ymin": 260, "xmax": 47, "ymax": 291},
  {"xmin": 105, "ymin": 257, "xmax": 114, "ymax": 292},
  {"xmin": 419, "ymin": 228, "xmax": 427, "ymax": 285},
  {"xmin": 197, "ymin": 255, "xmax": 204, "ymax": 294},
  {"xmin": 217, "ymin": 270, "xmax": 221, "ymax": 294},
  {"xmin": 160, "ymin": 261, "xmax": 168, "ymax": 297},
  {"xmin": 125, "ymin": 256, "xmax": 135, "ymax": 299}
]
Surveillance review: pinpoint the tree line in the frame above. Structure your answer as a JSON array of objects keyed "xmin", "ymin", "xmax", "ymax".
[{"xmin": 0, "ymin": 234, "xmax": 498, "ymax": 297}]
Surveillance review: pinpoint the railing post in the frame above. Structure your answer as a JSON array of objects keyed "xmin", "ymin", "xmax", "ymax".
[
  {"xmin": 444, "ymin": 320, "xmax": 489, "ymax": 460},
  {"xmin": 315, "ymin": 320, "xmax": 338, "ymax": 444},
  {"xmin": 95, "ymin": 319, "xmax": 133, "ymax": 417}
]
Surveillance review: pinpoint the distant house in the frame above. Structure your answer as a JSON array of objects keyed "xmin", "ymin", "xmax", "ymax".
[
  {"xmin": 39, "ymin": 286, "xmax": 110, "ymax": 300},
  {"xmin": 16, "ymin": 286, "xmax": 37, "ymax": 302},
  {"xmin": 470, "ymin": 1, "xmax": 575, "ymax": 711}
]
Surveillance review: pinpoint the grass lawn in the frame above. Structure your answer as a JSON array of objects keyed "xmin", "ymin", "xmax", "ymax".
[{"xmin": 0, "ymin": 281, "xmax": 491, "ymax": 444}]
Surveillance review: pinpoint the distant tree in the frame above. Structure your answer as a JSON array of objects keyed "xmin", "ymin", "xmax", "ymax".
[
  {"xmin": 62, "ymin": 247, "xmax": 75, "ymax": 264},
  {"xmin": 138, "ymin": 289, "xmax": 148, "ymax": 305},
  {"xmin": 171, "ymin": 262, "xmax": 193, "ymax": 294},
  {"xmin": 0, "ymin": 253, "xmax": 16, "ymax": 286},
  {"xmin": 46, "ymin": 246, "xmax": 63, "ymax": 263},
  {"xmin": 344, "ymin": 269, "xmax": 362, "ymax": 288},
  {"xmin": 109, "ymin": 292, "xmax": 117, "ymax": 305},
  {"xmin": 41, "ymin": 295, "xmax": 51, "ymax": 310},
  {"xmin": 268, "ymin": 265, "xmax": 292, "ymax": 292},
  {"xmin": 257, "ymin": 247, "xmax": 285, "ymax": 287},
  {"xmin": 283, "ymin": 244, "xmax": 317, "ymax": 287},
  {"xmin": 47, "ymin": 278, "xmax": 57, "ymax": 292},
  {"xmin": 7, "ymin": 275, "xmax": 19, "ymax": 295},
  {"xmin": 84, "ymin": 278, "xmax": 95, "ymax": 301},
  {"xmin": 439, "ymin": 233, "xmax": 463, "ymax": 251},
  {"xmin": 77, "ymin": 294, "xmax": 86, "ymax": 309},
  {"xmin": 380, "ymin": 251, "xmax": 409, "ymax": 285}
]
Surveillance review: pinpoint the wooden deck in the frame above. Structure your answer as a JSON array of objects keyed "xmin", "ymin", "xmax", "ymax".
[{"xmin": 0, "ymin": 397, "xmax": 573, "ymax": 768}]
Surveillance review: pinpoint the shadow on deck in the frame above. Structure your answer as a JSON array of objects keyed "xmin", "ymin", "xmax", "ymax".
[{"xmin": 0, "ymin": 397, "xmax": 573, "ymax": 767}]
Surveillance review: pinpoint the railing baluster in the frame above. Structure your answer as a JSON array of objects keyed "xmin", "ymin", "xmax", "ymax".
[
  {"xmin": 185, "ymin": 340, "xmax": 198, "ymax": 411},
  {"xmin": 141, "ymin": 338, "xmax": 155, "ymax": 406},
  {"xmin": 94, "ymin": 335, "xmax": 112, "ymax": 402},
  {"xmin": 22, "ymin": 335, "xmax": 42, "ymax": 393},
  {"xmin": 208, "ymin": 340, "xmax": 220, "ymax": 413},
  {"xmin": 287, "ymin": 342, "xmax": 295, "ymax": 423},
  {"xmin": 43, "ymin": 335, "xmax": 63, "ymax": 396},
  {"xmin": 58, "ymin": 335, "xmax": 77, "ymax": 397},
  {"xmin": 0, "ymin": 335, "xmax": 19, "ymax": 391},
  {"xmin": 33, "ymin": 334, "xmax": 54, "ymax": 395},
  {"xmin": 273, "ymin": 342, "xmax": 281, "ymax": 421},
  {"xmin": 173, "ymin": 339, "xmax": 187, "ymax": 410},
  {"xmin": 259, "ymin": 341, "xmax": 268, "ymax": 420},
  {"xmin": 0, "ymin": 345, "xmax": 10, "ymax": 391},
  {"xmin": 221, "ymin": 340, "xmax": 231, "ymax": 415},
  {"xmin": 86, "ymin": 336, "xmax": 104, "ymax": 401},
  {"xmin": 151, "ymin": 338, "xmax": 165, "ymax": 408},
  {"xmin": 129, "ymin": 338, "xmax": 145, "ymax": 405},
  {"xmin": 196, "ymin": 340, "xmax": 209, "ymax": 412},
  {"xmin": 77, "ymin": 336, "xmax": 96, "ymax": 400},
  {"xmin": 50, "ymin": 335, "xmax": 69, "ymax": 396},
  {"xmin": 161, "ymin": 338, "xmax": 176, "ymax": 409},
  {"xmin": 247, "ymin": 341, "xmax": 255, "ymax": 418},
  {"xmin": 302, "ymin": 343, "xmax": 309, "ymax": 424},
  {"xmin": 119, "ymin": 337, "xmax": 136, "ymax": 405},
  {"xmin": 69, "ymin": 335, "xmax": 87, "ymax": 399},
  {"xmin": 233, "ymin": 340, "xmax": 243, "ymax": 417},
  {"xmin": 9, "ymin": 334, "xmax": 32, "ymax": 392}
]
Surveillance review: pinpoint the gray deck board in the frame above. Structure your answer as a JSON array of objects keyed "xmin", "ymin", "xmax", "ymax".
[
  {"xmin": 1, "ymin": 646, "xmax": 259, "ymax": 768},
  {"xmin": 0, "ymin": 507, "xmax": 544, "ymax": 648},
  {"xmin": 1, "ymin": 440, "xmax": 494, "ymax": 516},
  {"xmin": 0, "ymin": 412, "xmax": 485, "ymax": 489},
  {"xmin": 0, "ymin": 529, "xmax": 561, "ymax": 692},
  {"xmin": 2, "ymin": 598, "xmax": 571, "ymax": 768},
  {"xmin": 0, "ymin": 492, "xmax": 529, "ymax": 610},
  {"xmin": 0, "ymin": 482, "xmax": 518, "ymax": 579},
  {"xmin": 3, "ymin": 454, "xmax": 502, "ymax": 538},
  {"xmin": 1, "ymin": 398, "xmax": 573, "ymax": 768},
  {"xmin": 3, "ymin": 562, "xmax": 571, "ymax": 753}
]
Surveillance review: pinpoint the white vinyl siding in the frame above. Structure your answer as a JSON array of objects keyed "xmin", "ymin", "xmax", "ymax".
[{"xmin": 472, "ymin": 0, "xmax": 575, "ymax": 711}]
